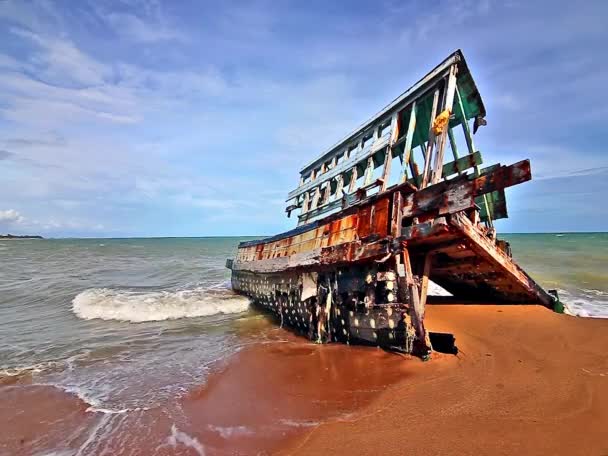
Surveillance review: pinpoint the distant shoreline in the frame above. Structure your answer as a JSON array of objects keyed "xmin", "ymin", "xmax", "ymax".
[{"xmin": 0, "ymin": 234, "xmax": 43, "ymax": 240}]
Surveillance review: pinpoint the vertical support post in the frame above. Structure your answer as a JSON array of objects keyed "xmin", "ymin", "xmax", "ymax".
[
  {"xmin": 455, "ymin": 85, "xmax": 475, "ymax": 156},
  {"xmin": 380, "ymin": 149, "xmax": 392, "ymax": 192},
  {"xmin": 301, "ymin": 192, "xmax": 310, "ymax": 214},
  {"xmin": 431, "ymin": 65, "xmax": 458, "ymax": 184},
  {"xmin": 321, "ymin": 183, "xmax": 330, "ymax": 206},
  {"xmin": 390, "ymin": 190, "xmax": 403, "ymax": 237},
  {"xmin": 400, "ymin": 102, "xmax": 418, "ymax": 184},
  {"xmin": 455, "ymin": 85, "xmax": 493, "ymax": 228},
  {"xmin": 335, "ymin": 174, "xmax": 344, "ymax": 199},
  {"xmin": 448, "ymin": 128, "xmax": 461, "ymax": 168},
  {"xmin": 402, "ymin": 247, "xmax": 431, "ymax": 358},
  {"xmin": 381, "ymin": 112, "xmax": 400, "ymax": 192},
  {"xmin": 419, "ymin": 253, "xmax": 432, "ymax": 313},
  {"xmin": 421, "ymin": 89, "xmax": 440, "ymax": 188},
  {"xmin": 311, "ymin": 187, "xmax": 321, "ymax": 210},
  {"xmin": 363, "ymin": 156, "xmax": 374, "ymax": 186},
  {"xmin": 348, "ymin": 167, "xmax": 358, "ymax": 193}
]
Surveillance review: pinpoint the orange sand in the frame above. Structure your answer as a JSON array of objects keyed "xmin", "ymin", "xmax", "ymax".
[{"xmin": 280, "ymin": 305, "xmax": 608, "ymax": 455}]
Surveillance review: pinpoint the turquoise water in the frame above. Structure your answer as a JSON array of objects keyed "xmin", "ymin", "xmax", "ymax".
[{"xmin": 503, "ymin": 232, "xmax": 608, "ymax": 317}]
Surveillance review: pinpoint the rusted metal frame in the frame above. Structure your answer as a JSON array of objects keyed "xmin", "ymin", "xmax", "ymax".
[
  {"xmin": 421, "ymin": 89, "xmax": 440, "ymax": 188},
  {"xmin": 399, "ymin": 102, "xmax": 418, "ymax": 184},
  {"xmin": 401, "ymin": 160, "xmax": 532, "ymax": 220},
  {"xmin": 449, "ymin": 212, "xmax": 554, "ymax": 307},
  {"xmin": 431, "ymin": 65, "xmax": 458, "ymax": 184},
  {"xmin": 455, "ymin": 85, "xmax": 492, "ymax": 227}
]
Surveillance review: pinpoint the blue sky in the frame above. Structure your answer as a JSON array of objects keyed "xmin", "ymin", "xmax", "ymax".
[{"xmin": 0, "ymin": 0, "xmax": 606, "ymax": 237}]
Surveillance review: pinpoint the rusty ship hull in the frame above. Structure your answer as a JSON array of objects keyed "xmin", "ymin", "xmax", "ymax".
[{"xmin": 226, "ymin": 50, "xmax": 557, "ymax": 357}]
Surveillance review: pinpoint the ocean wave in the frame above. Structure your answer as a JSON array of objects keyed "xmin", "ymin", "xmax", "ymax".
[
  {"xmin": 72, "ymin": 287, "xmax": 250, "ymax": 322},
  {"xmin": 557, "ymin": 288, "xmax": 608, "ymax": 318},
  {"xmin": 563, "ymin": 299, "xmax": 608, "ymax": 318}
]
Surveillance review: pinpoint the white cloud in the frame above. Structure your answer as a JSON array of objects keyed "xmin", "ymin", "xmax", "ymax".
[
  {"xmin": 104, "ymin": 12, "xmax": 187, "ymax": 43},
  {"xmin": 0, "ymin": 209, "xmax": 24, "ymax": 224},
  {"xmin": 10, "ymin": 27, "xmax": 110, "ymax": 87}
]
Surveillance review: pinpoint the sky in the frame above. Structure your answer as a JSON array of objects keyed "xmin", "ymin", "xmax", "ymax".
[{"xmin": 0, "ymin": 0, "xmax": 606, "ymax": 237}]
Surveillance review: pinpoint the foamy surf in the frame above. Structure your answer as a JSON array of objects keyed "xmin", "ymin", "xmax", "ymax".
[{"xmin": 72, "ymin": 287, "xmax": 250, "ymax": 322}]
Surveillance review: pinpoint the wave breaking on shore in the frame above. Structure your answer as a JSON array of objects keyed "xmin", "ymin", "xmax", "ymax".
[{"xmin": 72, "ymin": 287, "xmax": 250, "ymax": 322}]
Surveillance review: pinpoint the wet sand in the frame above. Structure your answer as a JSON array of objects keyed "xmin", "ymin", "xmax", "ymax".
[{"xmin": 2, "ymin": 305, "xmax": 607, "ymax": 455}]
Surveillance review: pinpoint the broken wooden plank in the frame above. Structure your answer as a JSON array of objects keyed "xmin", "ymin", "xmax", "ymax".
[{"xmin": 402, "ymin": 160, "xmax": 531, "ymax": 219}]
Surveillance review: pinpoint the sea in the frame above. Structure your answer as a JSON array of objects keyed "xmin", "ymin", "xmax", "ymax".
[{"xmin": 0, "ymin": 233, "xmax": 606, "ymax": 454}]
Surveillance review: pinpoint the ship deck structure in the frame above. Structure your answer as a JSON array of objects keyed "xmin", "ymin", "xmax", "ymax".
[{"xmin": 227, "ymin": 50, "xmax": 559, "ymax": 357}]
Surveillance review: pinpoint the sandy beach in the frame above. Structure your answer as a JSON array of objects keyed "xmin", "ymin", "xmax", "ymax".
[
  {"xmin": 2, "ymin": 303, "xmax": 607, "ymax": 455},
  {"xmin": 280, "ymin": 304, "xmax": 608, "ymax": 456}
]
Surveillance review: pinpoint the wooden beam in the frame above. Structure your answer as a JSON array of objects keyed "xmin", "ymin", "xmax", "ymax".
[
  {"xmin": 419, "ymin": 253, "xmax": 432, "ymax": 312},
  {"xmin": 381, "ymin": 113, "xmax": 400, "ymax": 192},
  {"xmin": 380, "ymin": 149, "xmax": 392, "ymax": 192},
  {"xmin": 431, "ymin": 65, "xmax": 458, "ymax": 184},
  {"xmin": 455, "ymin": 85, "xmax": 492, "ymax": 226},
  {"xmin": 402, "ymin": 160, "xmax": 531, "ymax": 219},
  {"xmin": 335, "ymin": 174, "xmax": 344, "ymax": 199},
  {"xmin": 400, "ymin": 102, "xmax": 417, "ymax": 184},
  {"xmin": 348, "ymin": 167, "xmax": 358, "ymax": 193},
  {"xmin": 448, "ymin": 128, "xmax": 460, "ymax": 168},
  {"xmin": 363, "ymin": 157, "xmax": 374, "ymax": 186},
  {"xmin": 421, "ymin": 89, "xmax": 440, "ymax": 188},
  {"xmin": 310, "ymin": 187, "xmax": 321, "ymax": 210},
  {"xmin": 301, "ymin": 192, "xmax": 310, "ymax": 214},
  {"xmin": 390, "ymin": 190, "xmax": 403, "ymax": 237},
  {"xmin": 455, "ymin": 85, "xmax": 475, "ymax": 155},
  {"xmin": 402, "ymin": 248, "xmax": 430, "ymax": 357},
  {"xmin": 406, "ymin": 151, "xmax": 482, "ymax": 186}
]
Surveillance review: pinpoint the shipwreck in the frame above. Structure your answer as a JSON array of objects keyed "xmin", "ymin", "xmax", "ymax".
[{"xmin": 226, "ymin": 50, "xmax": 559, "ymax": 358}]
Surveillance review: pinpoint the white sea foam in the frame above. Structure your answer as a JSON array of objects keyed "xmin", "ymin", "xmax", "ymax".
[
  {"xmin": 557, "ymin": 288, "xmax": 608, "ymax": 318},
  {"xmin": 563, "ymin": 298, "xmax": 608, "ymax": 318},
  {"xmin": 167, "ymin": 424, "xmax": 206, "ymax": 456},
  {"xmin": 72, "ymin": 287, "xmax": 250, "ymax": 322},
  {"xmin": 208, "ymin": 424, "xmax": 254, "ymax": 439},
  {"xmin": 0, "ymin": 360, "xmax": 62, "ymax": 379}
]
